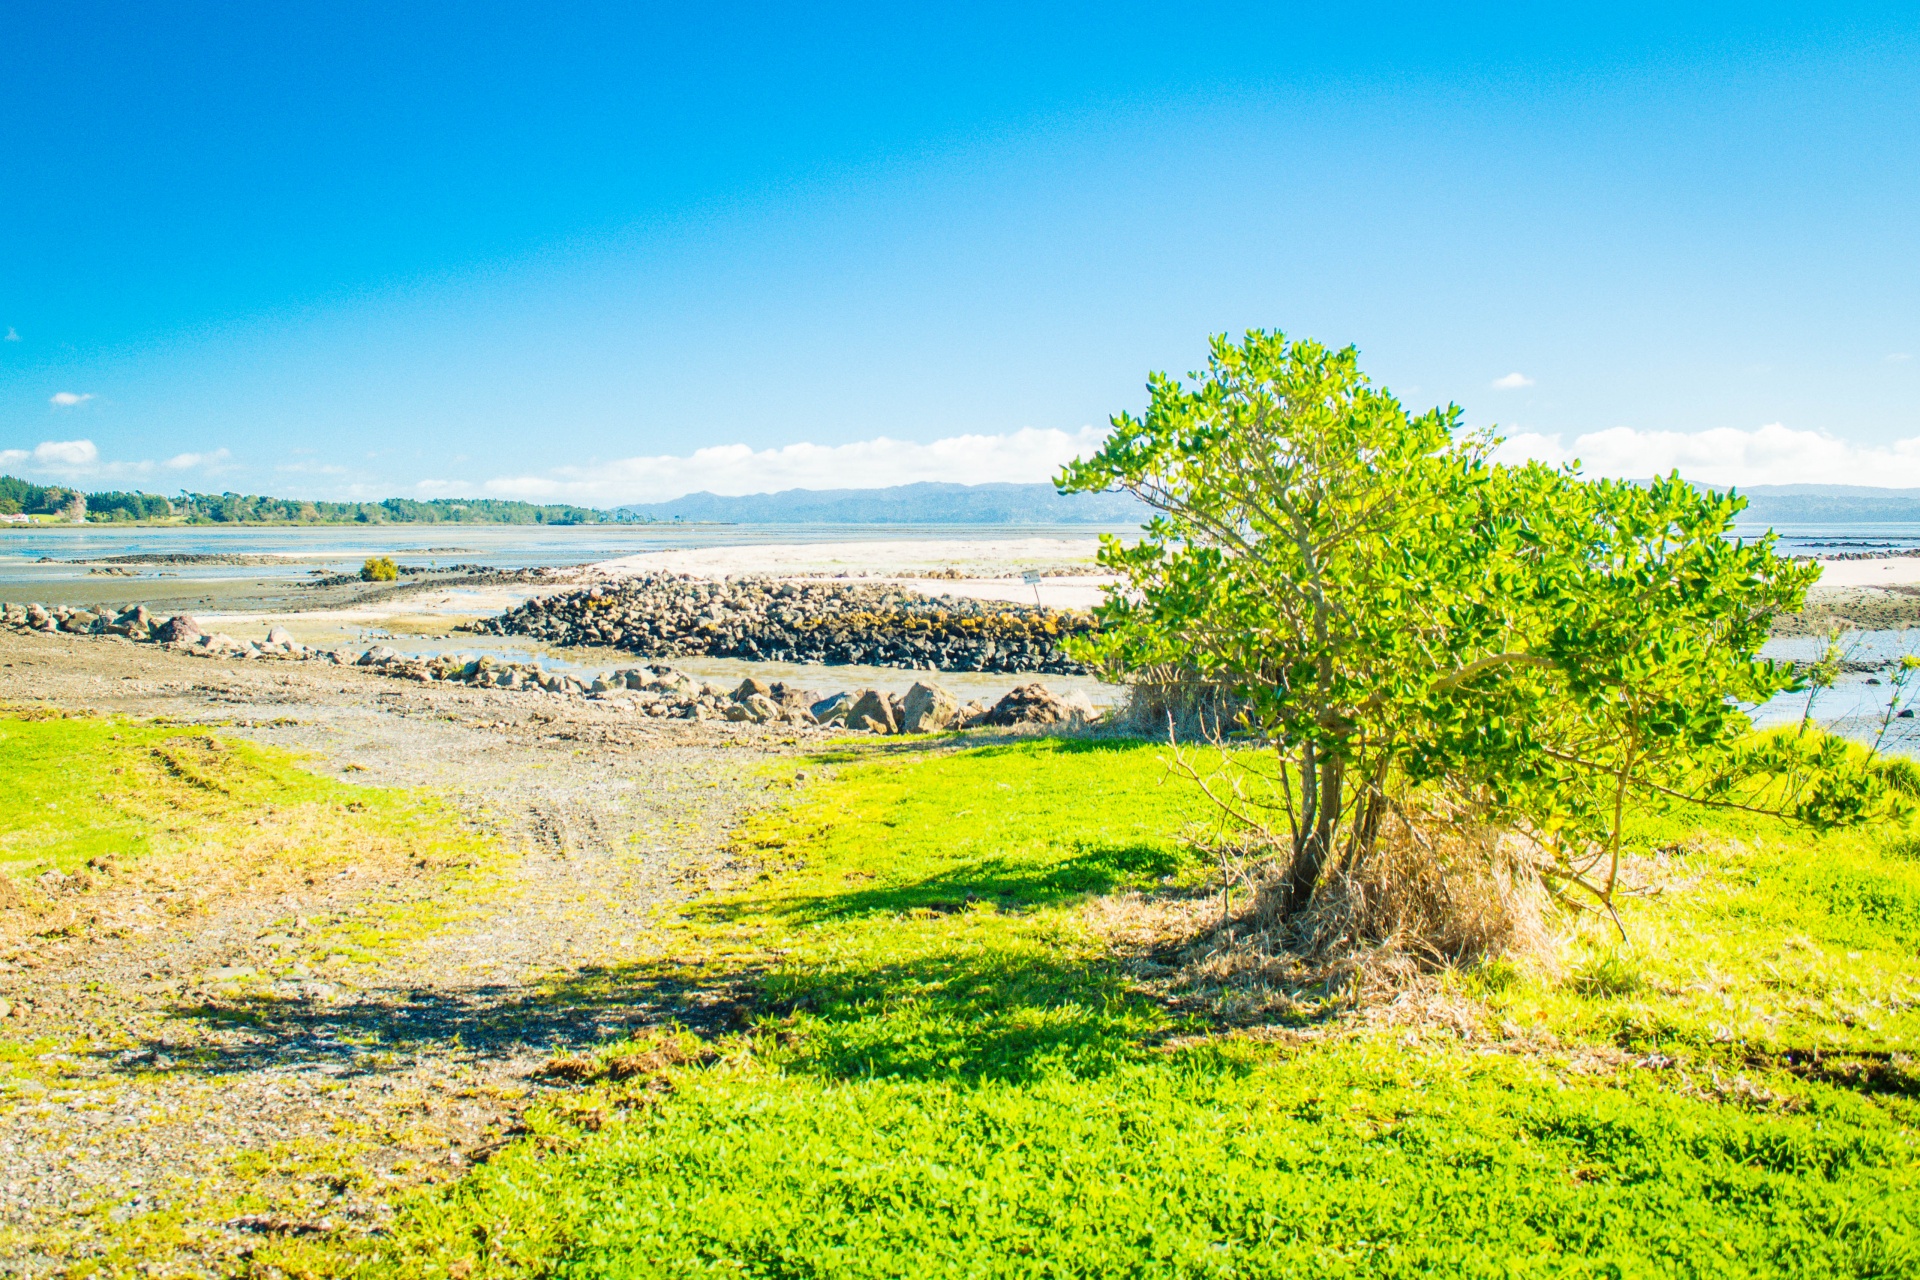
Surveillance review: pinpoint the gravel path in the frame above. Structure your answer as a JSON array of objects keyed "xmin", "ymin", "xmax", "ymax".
[{"xmin": 0, "ymin": 629, "xmax": 811, "ymax": 1275}]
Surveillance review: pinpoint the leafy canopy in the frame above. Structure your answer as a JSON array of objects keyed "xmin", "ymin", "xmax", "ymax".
[{"xmin": 1060, "ymin": 330, "xmax": 1846, "ymax": 915}]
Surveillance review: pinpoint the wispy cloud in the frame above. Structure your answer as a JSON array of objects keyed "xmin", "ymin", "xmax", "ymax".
[
  {"xmin": 1492, "ymin": 422, "xmax": 1920, "ymax": 488},
  {"xmin": 462, "ymin": 426, "xmax": 1107, "ymax": 505},
  {"xmin": 48, "ymin": 391, "xmax": 92, "ymax": 407},
  {"xmin": 1491, "ymin": 372, "xmax": 1535, "ymax": 389},
  {"xmin": 1890, "ymin": 352, "xmax": 1914, "ymax": 364},
  {"xmin": 3, "ymin": 328, "xmax": 18, "ymax": 342}
]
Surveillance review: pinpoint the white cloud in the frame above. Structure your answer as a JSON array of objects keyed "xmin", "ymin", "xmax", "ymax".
[
  {"xmin": 0, "ymin": 438, "xmax": 121, "ymax": 478},
  {"xmin": 1890, "ymin": 352, "xmax": 1914, "ymax": 363},
  {"xmin": 3, "ymin": 327, "xmax": 19, "ymax": 342},
  {"xmin": 26, "ymin": 438, "xmax": 99, "ymax": 468},
  {"xmin": 468, "ymin": 426, "xmax": 1110, "ymax": 505},
  {"xmin": 1491, "ymin": 372, "xmax": 1535, "ymax": 389},
  {"xmin": 1492, "ymin": 422, "xmax": 1920, "ymax": 488},
  {"xmin": 164, "ymin": 448, "xmax": 232, "ymax": 470},
  {"xmin": 49, "ymin": 391, "xmax": 93, "ymax": 407}
]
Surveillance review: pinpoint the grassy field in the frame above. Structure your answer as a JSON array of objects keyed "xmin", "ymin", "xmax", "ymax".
[{"xmin": 231, "ymin": 735, "xmax": 1920, "ymax": 1278}]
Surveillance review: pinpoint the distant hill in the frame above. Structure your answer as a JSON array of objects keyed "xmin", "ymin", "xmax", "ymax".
[
  {"xmin": 1732, "ymin": 485, "xmax": 1920, "ymax": 525},
  {"xmin": 614, "ymin": 482, "xmax": 1148, "ymax": 525}
]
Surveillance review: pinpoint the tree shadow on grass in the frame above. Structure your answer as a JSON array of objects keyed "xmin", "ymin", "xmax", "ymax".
[
  {"xmin": 686, "ymin": 839, "xmax": 1189, "ymax": 929},
  {"xmin": 111, "ymin": 936, "xmax": 1177, "ymax": 1090},
  {"xmin": 754, "ymin": 944, "xmax": 1175, "ymax": 1085}
]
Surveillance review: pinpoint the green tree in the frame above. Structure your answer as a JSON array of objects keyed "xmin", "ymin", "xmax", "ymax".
[{"xmin": 1060, "ymin": 330, "xmax": 1830, "ymax": 921}]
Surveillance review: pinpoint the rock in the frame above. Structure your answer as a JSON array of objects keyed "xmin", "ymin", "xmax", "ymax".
[
  {"xmin": 957, "ymin": 699, "xmax": 990, "ymax": 727},
  {"xmin": 733, "ymin": 677, "xmax": 772, "ymax": 701},
  {"xmin": 853, "ymin": 714, "xmax": 893, "ymax": 735},
  {"xmin": 357, "ymin": 645, "xmax": 400, "ymax": 666},
  {"xmin": 981, "ymin": 682, "xmax": 1077, "ymax": 726},
  {"xmin": 811, "ymin": 692, "xmax": 853, "ymax": 724},
  {"xmin": 153, "ymin": 614, "xmax": 202, "ymax": 643},
  {"xmin": 265, "ymin": 624, "xmax": 294, "ymax": 646},
  {"xmin": 743, "ymin": 693, "xmax": 782, "ymax": 723},
  {"xmin": 767, "ymin": 682, "xmax": 818, "ymax": 711},
  {"xmin": 590, "ymin": 676, "xmax": 617, "ymax": 694},
  {"xmin": 901, "ymin": 681, "xmax": 961, "ymax": 733},
  {"xmin": 61, "ymin": 611, "xmax": 99, "ymax": 634},
  {"xmin": 848, "ymin": 689, "xmax": 897, "ymax": 734},
  {"xmin": 724, "ymin": 703, "xmax": 754, "ymax": 722}
]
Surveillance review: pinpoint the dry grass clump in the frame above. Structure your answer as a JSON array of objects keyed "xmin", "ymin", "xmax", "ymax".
[
  {"xmin": 1099, "ymin": 806, "xmax": 1558, "ymax": 1019},
  {"xmin": 1113, "ymin": 665, "xmax": 1249, "ymax": 741}
]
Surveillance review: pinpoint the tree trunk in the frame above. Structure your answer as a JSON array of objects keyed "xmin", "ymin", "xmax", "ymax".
[{"xmin": 1281, "ymin": 750, "xmax": 1344, "ymax": 912}]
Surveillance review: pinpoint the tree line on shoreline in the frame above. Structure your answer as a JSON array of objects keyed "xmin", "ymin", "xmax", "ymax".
[{"xmin": 0, "ymin": 475, "xmax": 599, "ymax": 525}]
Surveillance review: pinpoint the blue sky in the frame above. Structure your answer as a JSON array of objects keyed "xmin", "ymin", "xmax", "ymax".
[{"xmin": 3, "ymin": 3, "xmax": 1918, "ymax": 502}]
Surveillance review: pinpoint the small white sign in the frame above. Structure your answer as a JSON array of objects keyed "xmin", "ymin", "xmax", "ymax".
[{"xmin": 1021, "ymin": 571, "xmax": 1042, "ymax": 584}]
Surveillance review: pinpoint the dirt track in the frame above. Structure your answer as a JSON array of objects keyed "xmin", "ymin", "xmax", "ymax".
[{"xmin": 0, "ymin": 628, "xmax": 812, "ymax": 1274}]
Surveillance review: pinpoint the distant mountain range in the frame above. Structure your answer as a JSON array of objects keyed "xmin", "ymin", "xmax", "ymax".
[
  {"xmin": 1732, "ymin": 485, "xmax": 1920, "ymax": 524},
  {"xmin": 614, "ymin": 482, "xmax": 1147, "ymax": 525}
]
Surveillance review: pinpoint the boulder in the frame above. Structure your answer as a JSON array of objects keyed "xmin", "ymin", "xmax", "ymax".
[
  {"xmin": 61, "ymin": 611, "xmax": 99, "ymax": 634},
  {"xmin": 767, "ymin": 682, "xmax": 817, "ymax": 711},
  {"xmin": 853, "ymin": 714, "xmax": 893, "ymax": 735},
  {"xmin": 811, "ymin": 692, "xmax": 853, "ymax": 724},
  {"xmin": 154, "ymin": 613, "xmax": 203, "ymax": 644},
  {"xmin": 724, "ymin": 703, "xmax": 754, "ymax": 722},
  {"xmin": 847, "ymin": 689, "xmax": 897, "ymax": 734},
  {"xmin": 265, "ymin": 625, "xmax": 295, "ymax": 646},
  {"xmin": 734, "ymin": 676, "xmax": 772, "ymax": 701},
  {"xmin": 901, "ymin": 681, "xmax": 961, "ymax": 734},
  {"xmin": 357, "ymin": 645, "xmax": 400, "ymax": 666},
  {"xmin": 981, "ymin": 682, "xmax": 1077, "ymax": 726},
  {"xmin": 743, "ymin": 693, "xmax": 781, "ymax": 723}
]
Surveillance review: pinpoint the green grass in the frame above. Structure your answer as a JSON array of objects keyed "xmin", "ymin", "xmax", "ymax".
[
  {"xmin": 0, "ymin": 707, "xmax": 480, "ymax": 886},
  {"xmin": 258, "ymin": 736, "xmax": 1920, "ymax": 1278}
]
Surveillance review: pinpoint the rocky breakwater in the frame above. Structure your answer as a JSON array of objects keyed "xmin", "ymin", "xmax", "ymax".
[
  {"xmin": 2, "ymin": 601, "xmax": 340, "ymax": 662},
  {"xmin": 350, "ymin": 644, "xmax": 1101, "ymax": 733},
  {"xmin": 470, "ymin": 574, "xmax": 1096, "ymax": 674}
]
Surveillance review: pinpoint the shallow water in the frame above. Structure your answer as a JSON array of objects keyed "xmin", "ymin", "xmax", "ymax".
[{"xmin": 0, "ymin": 523, "xmax": 1121, "ymax": 593}]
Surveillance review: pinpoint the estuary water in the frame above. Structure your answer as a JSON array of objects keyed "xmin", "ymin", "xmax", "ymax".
[{"xmin": 0, "ymin": 522, "xmax": 1122, "ymax": 595}]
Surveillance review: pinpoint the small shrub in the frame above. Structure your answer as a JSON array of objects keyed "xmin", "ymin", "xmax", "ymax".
[
  {"xmin": 1568, "ymin": 949, "xmax": 1643, "ymax": 998},
  {"xmin": 361, "ymin": 556, "xmax": 399, "ymax": 582}
]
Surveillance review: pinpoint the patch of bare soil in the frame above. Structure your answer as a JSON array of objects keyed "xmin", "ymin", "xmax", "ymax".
[{"xmin": 0, "ymin": 629, "xmax": 817, "ymax": 1275}]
